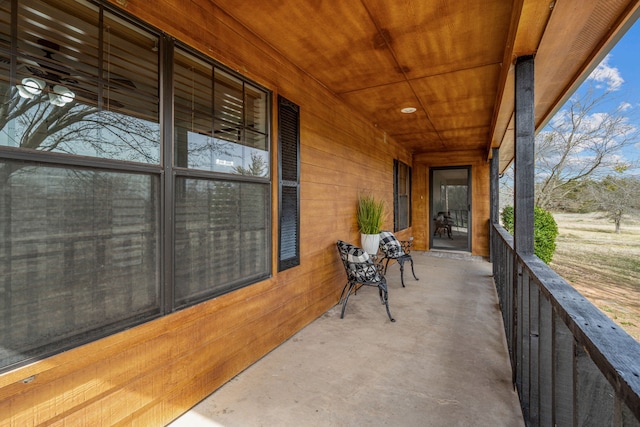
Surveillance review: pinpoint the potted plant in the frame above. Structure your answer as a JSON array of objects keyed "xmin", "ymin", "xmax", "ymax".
[{"xmin": 357, "ymin": 193, "xmax": 385, "ymax": 255}]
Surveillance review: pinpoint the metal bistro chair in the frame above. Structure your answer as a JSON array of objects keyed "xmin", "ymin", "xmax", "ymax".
[
  {"xmin": 336, "ymin": 240, "xmax": 395, "ymax": 322},
  {"xmin": 378, "ymin": 231, "xmax": 419, "ymax": 288},
  {"xmin": 433, "ymin": 211, "xmax": 453, "ymax": 239}
]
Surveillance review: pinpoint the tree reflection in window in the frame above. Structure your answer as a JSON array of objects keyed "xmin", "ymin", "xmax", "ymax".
[
  {"xmin": 0, "ymin": 1, "xmax": 160, "ymax": 164},
  {"xmin": 173, "ymin": 48, "xmax": 269, "ymax": 176}
]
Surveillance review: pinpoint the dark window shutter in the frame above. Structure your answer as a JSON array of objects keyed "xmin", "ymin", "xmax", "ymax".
[
  {"xmin": 394, "ymin": 160, "xmax": 412, "ymax": 231},
  {"xmin": 278, "ymin": 96, "xmax": 300, "ymax": 271}
]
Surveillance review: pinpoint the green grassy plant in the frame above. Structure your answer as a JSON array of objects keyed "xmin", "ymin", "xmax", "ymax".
[{"xmin": 357, "ymin": 193, "xmax": 385, "ymax": 234}]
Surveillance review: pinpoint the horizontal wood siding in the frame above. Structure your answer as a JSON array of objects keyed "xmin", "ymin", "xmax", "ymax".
[{"xmin": 0, "ymin": 0, "xmax": 416, "ymax": 425}]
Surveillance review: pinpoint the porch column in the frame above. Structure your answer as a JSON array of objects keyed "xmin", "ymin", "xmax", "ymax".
[
  {"xmin": 489, "ymin": 147, "xmax": 499, "ymax": 262},
  {"xmin": 514, "ymin": 55, "xmax": 535, "ymax": 255}
]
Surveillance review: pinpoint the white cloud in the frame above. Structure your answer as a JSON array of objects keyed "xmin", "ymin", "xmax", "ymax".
[
  {"xmin": 620, "ymin": 101, "xmax": 633, "ymax": 111},
  {"xmin": 588, "ymin": 55, "xmax": 624, "ymax": 91}
]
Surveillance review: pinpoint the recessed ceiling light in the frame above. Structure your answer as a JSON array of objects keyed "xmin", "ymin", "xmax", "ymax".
[{"xmin": 401, "ymin": 107, "xmax": 416, "ymax": 114}]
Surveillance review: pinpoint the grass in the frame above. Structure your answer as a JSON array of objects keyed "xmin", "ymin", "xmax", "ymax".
[
  {"xmin": 357, "ymin": 193, "xmax": 385, "ymax": 234},
  {"xmin": 551, "ymin": 212, "xmax": 640, "ymax": 341}
]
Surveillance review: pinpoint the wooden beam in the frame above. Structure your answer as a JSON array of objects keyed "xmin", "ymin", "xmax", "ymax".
[
  {"xmin": 490, "ymin": 147, "xmax": 500, "ymax": 262},
  {"xmin": 514, "ymin": 55, "xmax": 535, "ymax": 256}
]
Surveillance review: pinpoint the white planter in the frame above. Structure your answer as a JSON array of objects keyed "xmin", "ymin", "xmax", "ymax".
[{"xmin": 360, "ymin": 233, "xmax": 380, "ymax": 256}]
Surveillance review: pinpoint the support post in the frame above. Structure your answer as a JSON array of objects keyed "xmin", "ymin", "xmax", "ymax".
[
  {"xmin": 511, "ymin": 54, "xmax": 535, "ymax": 393},
  {"xmin": 490, "ymin": 147, "xmax": 499, "ymax": 263},
  {"xmin": 514, "ymin": 55, "xmax": 535, "ymax": 256}
]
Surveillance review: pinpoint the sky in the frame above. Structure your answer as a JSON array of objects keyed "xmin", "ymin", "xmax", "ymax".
[{"xmin": 558, "ymin": 18, "xmax": 640, "ymax": 171}]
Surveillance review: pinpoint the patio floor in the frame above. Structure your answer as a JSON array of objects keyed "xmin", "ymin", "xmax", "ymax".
[{"xmin": 170, "ymin": 251, "xmax": 524, "ymax": 427}]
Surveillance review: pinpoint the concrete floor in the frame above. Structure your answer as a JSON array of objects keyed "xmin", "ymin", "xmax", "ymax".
[{"xmin": 170, "ymin": 251, "xmax": 524, "ymax": 427}]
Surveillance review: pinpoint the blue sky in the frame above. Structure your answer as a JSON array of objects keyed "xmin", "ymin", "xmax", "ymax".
[{"xmin": 563, "ymin": 19, "xmax": 640, "ymax": 169}]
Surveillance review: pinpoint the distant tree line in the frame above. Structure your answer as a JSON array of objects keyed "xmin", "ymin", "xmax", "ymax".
[{"xmin": 549, "ymin": 175, "xmax": 640, "ymax": 233}]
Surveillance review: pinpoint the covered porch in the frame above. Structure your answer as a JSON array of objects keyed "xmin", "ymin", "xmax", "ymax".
[
  {"xmin": 1, "ymin": 0, "xmax": 640, "ymax": 426},
  {"xmin": 171, "ymin": 252, "xmax": 524, "ymax": 427}
]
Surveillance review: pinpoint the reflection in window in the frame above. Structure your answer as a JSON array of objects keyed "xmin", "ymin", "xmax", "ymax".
[
  {"xmin": 0, "ymin": 159, "xmax": 160, "ymax": 369},
  {"xmin": 0, "ymin": 0, "xmax": 160, "ymax": 163},
  {"xmin": 174, "ymin": 49, "xmax": 269, "ymax": 176},
  {"xmin": 174, "ymin": 178, "xmax": 270, "ymax": 307}
]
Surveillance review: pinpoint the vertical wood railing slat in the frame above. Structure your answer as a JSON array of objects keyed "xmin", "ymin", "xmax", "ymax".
[
  {"xmin": 576, "ymin": 346, "xmax": 614, "ymax": 426},
  {"xmin": 519, "ymin": 265, "xmax": 530, "ymax": 419},
  {"xmin": 553, "ymin": 314, "xmax": 574, "ymax": 426},
  {"xmin": 539, "ymin": 295, "xmax": 553, "ymax": 426},
  {"xmin": 491, "ymin": 223, "xmax": 640, "ymax": 426},
  {"xmin": 529, "ymin": 277, "xmax": 540, "ymax": 426}
]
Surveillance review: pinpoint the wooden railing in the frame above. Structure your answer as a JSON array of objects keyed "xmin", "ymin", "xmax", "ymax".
[{"xmin": 492, "ymin": 224, "xmax": 640, "ymax": 426}]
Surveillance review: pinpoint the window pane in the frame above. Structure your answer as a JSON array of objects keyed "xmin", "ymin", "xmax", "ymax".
[
  {"xmin": 213, "ymin": 131, "xmax": 269, "ymax": 176},
  {"xmin": 174, "ymin": 49, "xmax": 214, "ymax": 168},
  {"xmin": 215, "ymin": 69, "xmax": 243, "ymax": 126},
  {"xmin": 0, "ymin": 159, "xmax": 160, "ymax": 369},
  {"xmin": 0, "ymin": 0, "xmax": 160, "ymax": 163},
  {"xmin": 245, "ymin": 83, "xmax": 267, "ymax": 133},
  {"xmin": 0, "ymin": 1, "xmax": 10, "ymax": 48},
  {"xmin": 174, "ymin": 178, "xmax": 270, "ymax": 307},
  {"xmin": 102, "ymin": 12, "xmax": 160, "ymax": 134},
  {"xmin": 174, "ymin": 49, "xmax": 269, "ymax": 177},
  {"xmin": 174, "ymin": 49, "xmax": 269, "ymax": 176}
]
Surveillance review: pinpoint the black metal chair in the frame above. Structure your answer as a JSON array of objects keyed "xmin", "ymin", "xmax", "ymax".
[
  {"xmin": 336, "ymin": 240, "xmax": 395, "ymax": 322},
  {"xmin": 433, "ymin": 211, "xmax": 453, "ymax": 239},
  {"xmin": 378, "ymin": 231, "xmax": 419, "ymax": 288}
]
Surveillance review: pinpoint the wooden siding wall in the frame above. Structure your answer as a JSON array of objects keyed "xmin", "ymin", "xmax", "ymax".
[
  {"xmin": 0, "ymin": 1, "xmax": 414, "ymax": 425},
  {"xmin": 413, "ymin": 150, "xmax": 490, "ymax": 257}
]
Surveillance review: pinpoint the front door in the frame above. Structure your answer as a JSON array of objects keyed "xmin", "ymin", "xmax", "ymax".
[{"xmin": 430, "ymin": 167, "xmax": 471, "ymax": 252}]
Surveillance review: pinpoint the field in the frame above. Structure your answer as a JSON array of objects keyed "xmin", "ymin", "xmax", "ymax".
[{"xmin": 550, "ymin": 212, "xmax": 640, "ymax": 341}]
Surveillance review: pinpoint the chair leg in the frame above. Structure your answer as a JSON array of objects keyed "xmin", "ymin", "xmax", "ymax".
[
  {"xmin": 378, "ymin": 283, "xmax": 395, "ymax": 322},
  {"xmin": 398, "ymin": 259, "xmax": 406, "ymax": 288},
  {"xmin": 341, "ymin": 280, "xmax": 394, "ymax": 322},
  {"xmin": 340, "ymin": 282, "xmax": 356, "ymax": 319},
  {"xmin": 395, "ymin": 256, "xmax": 419, "ymax": 286},
  {"xmin": 339, "ymin": 281, "xmax": 350, "ymax": 304},
  {"xmin": 409, "ymin": 257, "xmax": 419, "ymax": 281}
]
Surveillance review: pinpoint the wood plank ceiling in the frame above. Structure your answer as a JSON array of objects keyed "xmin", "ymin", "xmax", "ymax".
[{"xmin": 212, "ymin": 0, "xmax": 639, "ymax": 170}]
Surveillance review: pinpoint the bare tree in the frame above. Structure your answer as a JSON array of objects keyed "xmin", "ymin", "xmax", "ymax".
[
  {"xmin": 584, "ymin": 175, "xmax": 640, "ymax": 233},
  {"xmin": 535, "ymin": 84, "xmax": 639, "ymax": 209},
  {"xmin": 1, "ymin": 83, "xmax": 160, "ymax": 168},
  {"xmin": 233, "ymin": 151, "xmax": 267, "ymax": 177}
]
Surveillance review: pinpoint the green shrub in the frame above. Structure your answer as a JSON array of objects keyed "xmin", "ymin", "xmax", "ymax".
[
  {"xmin": 501, "ymin": 205, "xmax": 514, "ymax": 233},
  {"xmin": 501, "ymin": 205, "xmax": 558, "ymax": 264}
]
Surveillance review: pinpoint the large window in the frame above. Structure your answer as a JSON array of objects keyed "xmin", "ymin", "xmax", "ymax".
[
  {"xmin": 0, "ymin": 0, "xmax": 271, "ymax": 372},
  {"xmin": 172, "ymin": 47, "xmax": 270, "ymax": 307}
]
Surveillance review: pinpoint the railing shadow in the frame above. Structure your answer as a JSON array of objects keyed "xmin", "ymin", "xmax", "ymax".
[{"xmin": 492, "ymin": 223, "xmax": 640, "ymax": 426}]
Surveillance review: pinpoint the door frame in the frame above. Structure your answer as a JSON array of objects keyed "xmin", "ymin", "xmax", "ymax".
[{"xmin": 429, "ymin": 166, "xmax": 472, "ymax": 252}]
